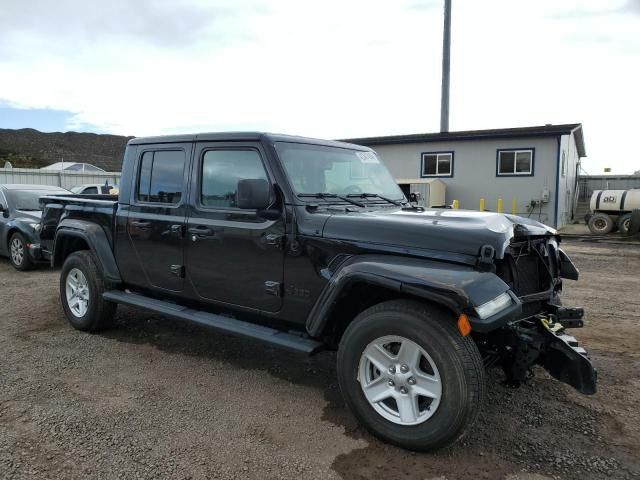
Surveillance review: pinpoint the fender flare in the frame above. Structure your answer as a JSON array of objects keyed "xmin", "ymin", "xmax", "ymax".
[
  {"xmin": 53, "ymin": 219, "xmax": 122, "ymax": 284},
  {"xmin": 305, "ymin": 254, "xmax": 521, "ymax": 336}
]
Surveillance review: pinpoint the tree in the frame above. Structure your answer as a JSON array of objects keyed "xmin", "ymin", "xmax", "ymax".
[{"xmin": 0, "ymin": 152, "xmax": 38, "ymax": 168}]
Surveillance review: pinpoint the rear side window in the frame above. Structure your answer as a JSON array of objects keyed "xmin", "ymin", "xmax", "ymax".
[
  {"xmin": 137, "ymin": 150, "xmax": 186, "ymax": 204},
  {"xmin": 84, "ymin": 187, "xmax": 98, "ymax": 194},
  {"xmin": 201, "ymin": 149, "xmax": 267, "ymax": 208}
]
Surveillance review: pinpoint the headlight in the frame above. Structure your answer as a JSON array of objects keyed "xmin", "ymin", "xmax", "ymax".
[
  {"xmin": 475, "ymin": 292, "xmax": 512, "ymax": 319},
  {"xmin": 29, "ymin": 223, "xmax": 41, "ymax": 232}
]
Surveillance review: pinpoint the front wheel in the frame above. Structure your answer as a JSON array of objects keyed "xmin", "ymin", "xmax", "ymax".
[
  {"xmin": 9, "ymin": 232, "xmax": 33, "ymax": 271},
  {"xmin": 60, "ymin": 250, "xmax": 116, "ymax": 332},
  {"xmin": 337, "ymin": 299, "xmax": 485, "ymax": 451}
]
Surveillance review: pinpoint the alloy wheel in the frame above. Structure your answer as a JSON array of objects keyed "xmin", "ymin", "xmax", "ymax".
[
  {"xmin": 65, "ymin": 268, "xmax": 90, "ymax": 317},
  {"xmin": 358, "ymin": 335, "xmax": 442, "ymax": 425},
  {"xmin": 10, "ymin": 237, "xmax": 24, "ymax": 266}
]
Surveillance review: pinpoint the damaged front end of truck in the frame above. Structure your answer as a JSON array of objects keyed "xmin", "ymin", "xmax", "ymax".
[
  {"xmin": 318, "ymin": 207, "xmax": 598, "ymax": 396},
  {"xmin": 481, "ymin": 225, "xmax": 597, "ymax": 395}
]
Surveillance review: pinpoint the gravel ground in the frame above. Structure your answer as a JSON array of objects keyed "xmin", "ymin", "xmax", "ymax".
[{"xmin": 0, "ymin": 240, "xmax": 639, "ymax": 479}]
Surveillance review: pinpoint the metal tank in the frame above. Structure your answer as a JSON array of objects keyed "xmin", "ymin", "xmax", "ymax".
[{"xmin": 587, "ymin": 189, "xmax": 640, "ymax": 234}]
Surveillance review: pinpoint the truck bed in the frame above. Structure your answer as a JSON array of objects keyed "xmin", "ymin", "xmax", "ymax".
[{"xmin": 39, "ymin": 194, "xmax": 119, "ymax": 255}]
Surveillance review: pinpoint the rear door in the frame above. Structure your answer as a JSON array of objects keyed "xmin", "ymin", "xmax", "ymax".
[
  {"xmin": 126, "ymin": 144, "xmax": 191, "ymax": 292},
  {"xmin": 185, "ymin": 142, "xmax": 285, "ymax": 312}
]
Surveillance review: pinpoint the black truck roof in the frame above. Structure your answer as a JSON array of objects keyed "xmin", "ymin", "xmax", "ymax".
[{"xmin": 128, "ymin": 132, "xmax": 371, "ymax": 151}]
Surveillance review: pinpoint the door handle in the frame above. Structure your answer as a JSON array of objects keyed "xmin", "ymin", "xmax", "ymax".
[
  {"xmin": 170, "ymin": 224, "xmax": 185, "ymax": 237},
  {"xmin": 131, "ymin": 220, "xmax": 151, "ymax": 230},
  {"xmin": 265, "ymin": 233, "xmax": 284, "ymax": 248},
  {"xmin": 188, "ymin": 226, "xmax": 214, "ymax": 237}
]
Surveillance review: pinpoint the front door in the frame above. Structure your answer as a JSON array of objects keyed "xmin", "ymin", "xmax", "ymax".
[
  {"xmin": 185, "ymin": 142, "xmax": 285, "ymax": 312},
  {"xmin": 127, "ymin": 144, "xmax": 191, "ymax": 292}
]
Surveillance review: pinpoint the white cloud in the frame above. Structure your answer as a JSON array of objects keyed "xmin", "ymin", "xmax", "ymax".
[{"xmin": 0, "ymin": 0, "xmax": 638, "ymax": 173}]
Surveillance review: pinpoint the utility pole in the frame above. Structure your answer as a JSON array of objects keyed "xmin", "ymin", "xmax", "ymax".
[{"xmin": 440, "ymin": 0, "xmax": 452, "ymax": 133}]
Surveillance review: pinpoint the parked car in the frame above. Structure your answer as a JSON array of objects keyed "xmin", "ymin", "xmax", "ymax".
[
  {"xmin": 39, "ymin": 133, "xmax": 596, "ymax": 451},
  {"xmin": 70, "ymin": 183, "xmax": 118, "ymax": 195},
  {"xmin": 0, "ymin": 184, "xmax": 69, "ymax": 270}
]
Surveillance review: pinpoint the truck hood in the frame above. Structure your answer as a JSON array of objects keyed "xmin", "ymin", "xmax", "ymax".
[
  {"xmin": 321, "ymin": 207, "xmax": 556, "ymax": 260},
  {"xmin": 14, "ymin": 210, "xmax": 42, "ymax": 221}
]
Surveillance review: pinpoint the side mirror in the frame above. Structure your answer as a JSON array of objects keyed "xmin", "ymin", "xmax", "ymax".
[
  {"xmin": 237, "ymin": 178, "xmax": 272, "ymax": 210},
  {"xmin": 0, "ymin": 203, "xmax": 7, "ymax": 216}
]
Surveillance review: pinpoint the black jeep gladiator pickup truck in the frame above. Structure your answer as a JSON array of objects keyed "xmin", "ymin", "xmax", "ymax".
[{"xmin": 39, "ymin": 132, "xmax": 596, "ymax": 451}]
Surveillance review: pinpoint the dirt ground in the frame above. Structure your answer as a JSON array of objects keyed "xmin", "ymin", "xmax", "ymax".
[{"xmin": 1, "ymin": 239, "xmax": 639, "ymax": 480}]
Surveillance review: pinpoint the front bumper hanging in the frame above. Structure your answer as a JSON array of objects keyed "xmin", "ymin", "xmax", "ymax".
[
  {"xmin": 537, "ymin": 317, "xmax": 597, "ymax": 394},
  {"xmin": 501, "ymin": 310, "xmax": 597, "ymax": 395}
]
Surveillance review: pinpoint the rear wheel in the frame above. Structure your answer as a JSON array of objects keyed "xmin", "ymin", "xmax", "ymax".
[
  {"xmin": 9, "ymin": 232, "xmax": 33, "ymax": 271},
  {"xmin": 60, "ymin": 251, "xmax": 116, "ymax": 332},
  {"xmin": 588, "ymin": 213, "xmax": 614, "ymax": 235},
  {"xmin": 337, "ymin": 299, "xmax": 485, "ymax": 451},
  {"xmin": 618, "ymin": 213, "xmax": 632, "ymax": 235}
]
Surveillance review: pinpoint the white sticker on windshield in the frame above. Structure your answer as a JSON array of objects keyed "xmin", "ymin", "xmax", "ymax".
[{"xmin": 356, "ymin": 151, "xmax": 380, "ymax": 164}]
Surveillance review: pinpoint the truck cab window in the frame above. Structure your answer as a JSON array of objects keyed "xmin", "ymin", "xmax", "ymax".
[
  {"xmin": 137, "ymin": 150, "xmax": 185, "ymax": 204},
  {"xmin": 201, "ymin": 150, "xmax": 268, "ymax": 208}
]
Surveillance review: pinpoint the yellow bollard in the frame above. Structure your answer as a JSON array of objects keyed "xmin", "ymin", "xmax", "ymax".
[
  {"xmin": 479, "ymin": 198, "xmax": 485, "ymax": 211},
  {"xmin": 452, "ymin": 199, "xmax": 459, "ymax": 209},
  {"xmin": 512, "ymin": 197, "xmax": 517, "ymax": 215},
  {"xmin": 497, "ymin": 198, "xmax": 503, "ymax": 213}
]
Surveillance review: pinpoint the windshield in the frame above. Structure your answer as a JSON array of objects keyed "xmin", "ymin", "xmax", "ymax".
[
  {"xmin": 275, "ymin": 142, "xmax": 404, "ymax": 202},
  {"xmin": 6, "ymin": 189, "xmax": 66, "ymax": 210}
]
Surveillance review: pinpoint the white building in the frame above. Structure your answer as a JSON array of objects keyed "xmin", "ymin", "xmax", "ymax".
[{"xmin": 344, "ymin": 124, "xmax": 586, "ymax": 228}]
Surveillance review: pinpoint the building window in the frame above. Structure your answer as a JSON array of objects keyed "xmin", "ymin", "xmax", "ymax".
[
  {"xmin": 497, "ymin": 149, "xmax": 534, "ymax": 176},
  {"xmin": 561, "ymin": 150, "xmax": 566, "ymax": 177},
  {"xmin": 421, "ymin": 152, "xmax": 453, "ymax": 177},
  {"xmin": 137, "ymin": 150, "xmax": 186, "ymax": 204}
]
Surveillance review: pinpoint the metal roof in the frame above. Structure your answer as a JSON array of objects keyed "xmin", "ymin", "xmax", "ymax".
[
  {"xmin": 342, "ymin": 124, "xmax": 587, "ymax": 157},
  {"xmin": 41, "ymin": 162, "xmax": 106, "ymax": 172}
]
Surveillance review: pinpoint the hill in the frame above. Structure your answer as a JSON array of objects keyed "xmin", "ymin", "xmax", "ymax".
[{"xmin": 0, "ymin": 128, "xmax": 132, "ymax": 171}]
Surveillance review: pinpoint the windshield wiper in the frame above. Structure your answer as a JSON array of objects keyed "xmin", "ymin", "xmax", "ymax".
[
  {"xmin": 346, "ymin": 193, "xmax": 404, "ymax": 206},
  {"xmin": 297, "ymin": 193, "xmax": 365, "ymax": 207}
]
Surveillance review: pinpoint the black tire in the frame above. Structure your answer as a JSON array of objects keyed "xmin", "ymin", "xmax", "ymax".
[
  {"xmin": 629, "ymin": 209, "xmax": 640, "ymax": 236},
  {"xmin": 588, "ymin": 213, "xmax": 614, "ymax": 235},
  {"xmin": 8, "ymin": 232, "xmax": 33, "ymax": 271},
  {"xmin": 337, "ymin": 299, "xmax": 485, "ymax": 451},
  {"xmin": 617, "ymin": 213, "xmax": 633, "ymax": 235},
  {"xmin": 60, "ymin": 250, "xmax": 116, "ymax": 332}
]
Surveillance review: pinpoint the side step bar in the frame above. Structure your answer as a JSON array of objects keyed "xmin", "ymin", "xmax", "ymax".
[{"xmin": 103, "ymin": 290, "xmax": 323, "ymax": 355}]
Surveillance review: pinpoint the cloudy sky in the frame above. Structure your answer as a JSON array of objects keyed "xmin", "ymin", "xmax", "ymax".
[{"xmin": 0, "ymin": 0, "xmax": 639, "ymax": 173}]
